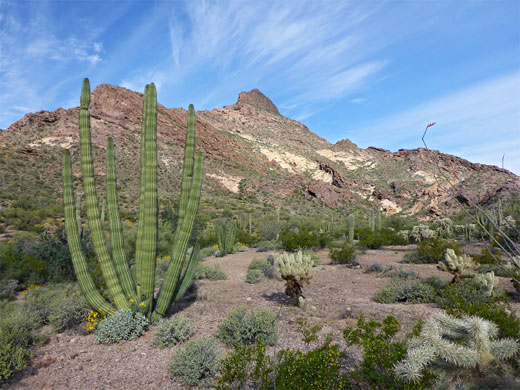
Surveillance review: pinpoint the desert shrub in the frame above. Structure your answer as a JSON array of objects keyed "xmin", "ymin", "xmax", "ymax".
[
  {"xmin": 95, "ymin": 309, "xmax": 149, "ymax": 344},
  {"xmin": 0, "ymin": 279, "xmax": 18, "ymax": 301},
  {"xmin": 403, "ymin": 238, "xmax": 462, "ymax": 264},
  {"xmin": 344, "ymin": 314, "xmax": 433, "ymax": 389},
  {"xmin": 246, "ymin": 268, "xmax": 264, "ymax": 284},
  {"xmin": 217, "ymin": 320, "xmax": 349, "ymax": 390},
  {"xmin": 254, "ymin": 240, "xmax": 279, "ymax": 252},
  {"xmin": 434, "ymin": 278, "xmax": 506, "ymax": 311},
  {"xmin": 373, "ymin": 280, "xmax": 436, "ymax": 304},
  {"xmin": 21, "ymin": 283, "xmax": 90, "ymax": 332},
  {"xmin": 473, "ymin": 248, "xmax": 502, "ymax": 265},
  {"xmin": 279, "ymin": 226, "xmax": 330, "ymax": 251},
  {"xmin": 235, "ymin": 229, "xmax": 258, "ymax": 247},
  {"xmin": 355, "ymin": 227, "xmax": 408, "ymax": 249},
  {"xmin": 329, "ymin": 242, "xmax": 356, "ymax": 264},
  {"xmin": 152, "ymin": 316, "xmax": 195, "ymax": 348},
  {"xmin": 217, "ymin": 306, "xmax": 278, "ymax": 347},
  {"xmin": 170, "ymin": 337, "xmax": 221, "ymax": 388},
  {"xmin": 390, "ymin": 268, "xmax": 420, "ymax": 281},
  {"xmin": 248, "ymin": 258, "xmax": 273, "ymax": 276},
  {"xmin": 422, "ymin": 275, "xmax": 450, "ymax": 290},
  {"xmin": 0, "ymin": 239, "xmax": 47, "ymax": 288},
  {"xmin": 365, "ymin": 263, "xmax": 383, "ymax": 273},
  {"xmin": 0, "ymin": 305, "xmax": 46, "ymax": 381},
  {"xmin": 195, "ymin": 264, "xmax": 227, "ymax": 281},
  {"xmin": 257, "ymin": 215, "xmax": 281, "ymax": 241},
  {"xmin": 199, "ymin": 246, "xmax": 217, "ymax": 260}
]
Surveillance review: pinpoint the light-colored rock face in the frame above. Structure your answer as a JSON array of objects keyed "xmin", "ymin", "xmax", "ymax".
[
  {"xmin": 29, "ymin": 136, "xmax": 74, "ymax": 149},
  {"xmin": 259, "ymin": 148, "xmax": 333, "ymax": 183},
  {"xmin": 413, "ymin": 170, "xmax": 437, "ymax": 184},
  {"xmin": 315, "ymin": 149, "xmax": 377, "ymax": 170},
  {"xmin": 380, "ymin": 199, "xmax": 402, "ymax": 214},
  {"xmin": 206, "ymin": 173, "xmax": 242, "ymax": 193}
]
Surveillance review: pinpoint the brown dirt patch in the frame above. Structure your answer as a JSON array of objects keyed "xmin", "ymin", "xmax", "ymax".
[{"xmin": 7, "ymin": 246, "xmax": 519, "ymax": 389}]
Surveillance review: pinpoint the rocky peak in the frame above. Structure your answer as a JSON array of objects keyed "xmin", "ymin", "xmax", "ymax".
[{"xmin": 236, "ymin": 89, "xmax": 280, "ymax": 115}]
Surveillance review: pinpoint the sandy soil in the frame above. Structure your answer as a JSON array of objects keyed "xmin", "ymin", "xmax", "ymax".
[{"xmin": 5, "ymin": 246, "xmax": 519, "ymax": 390}]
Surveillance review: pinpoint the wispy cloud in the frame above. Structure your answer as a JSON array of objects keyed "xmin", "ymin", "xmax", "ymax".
[{"xmin": 341, "ymin": 72, "xmax": 520, "ymax": 173}]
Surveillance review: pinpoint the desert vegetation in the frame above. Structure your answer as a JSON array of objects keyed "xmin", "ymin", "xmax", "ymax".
[{"xmin": 1, "ymin": 80, "xmax": 520, "ymax": 389}]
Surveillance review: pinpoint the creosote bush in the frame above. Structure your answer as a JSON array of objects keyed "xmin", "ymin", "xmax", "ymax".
[
  {"xmin": 329, "ymin": 242, "xmax": 356, "ymax": 264},
  {"xmin": 95, "ymin": 309, "xmax": 149, "ymax": 344},
  {"xmin": 170, "ymin": 337, "xmax": 221, "ymax": 388},
  {"xmin": 373, "ymin": 280, "xmax": 436, "ymax": 304},
  {"xmin": 217, "ymin": 306, "xmax": 278, "ymax": 347},
  {"xmin": 152, "ymin": 316, "xmax": 195, "ymax": 349},
  {"xmin": 195, "ymin": 264, "xmax": 227, "ymax": 281},
  {"xmin": 403, "ymin": 238, "xmax": 461, "ymax": 264}
]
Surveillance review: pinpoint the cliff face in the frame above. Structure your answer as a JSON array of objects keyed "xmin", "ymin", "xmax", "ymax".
[{"xmin": 1, "ymin": 83, "xmax": 519, "ymax": 217}]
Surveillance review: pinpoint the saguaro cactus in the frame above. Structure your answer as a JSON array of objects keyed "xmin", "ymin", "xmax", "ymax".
[{"xmin": 63, "ymin": 79, "xmax": 203, "ymax": 320}]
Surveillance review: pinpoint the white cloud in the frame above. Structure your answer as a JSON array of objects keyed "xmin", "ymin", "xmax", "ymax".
[
  {"xmin": 342, "ymin": 72, "xmax": 520, "ymax": 174},
  {"xmin": 350, "ymin": 98, "xmax": 367, "ymax": 104}
]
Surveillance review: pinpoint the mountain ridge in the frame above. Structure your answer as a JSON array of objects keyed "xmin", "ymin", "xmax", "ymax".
[{"xmin": 1, "ymin": 83, "xmax": 518, "ymax": 219}]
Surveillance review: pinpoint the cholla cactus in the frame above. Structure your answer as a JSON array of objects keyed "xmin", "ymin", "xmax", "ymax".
[
  {"xmin": 438, "ymin": 249, "xmax": 478, "ymax": 283},
  {"xmin": 432, "ymin": 218, "xmax": 453, "ymax": 237},
  {"xmin": 411, "ymin": 225, "xmax": 436, "ymax": 242},
  {"xmin": 277, "ymin": 251, "xmax": 313, "ymax": 306},
  {"xmin": 397, "ymin": 230, "xmax": 410, "ymax": 241},
  {"xmin": 395, "ymin": 312, "xmax": 519, "ymax": 387},
  {"xmin": 476, "ymin": 272, "xmax": 499, "ymax": 297}
]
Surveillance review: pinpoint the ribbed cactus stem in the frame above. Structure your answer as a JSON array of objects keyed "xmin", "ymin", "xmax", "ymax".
[
  {"xmin": 75, "ymin": 194, "xmax": 82, "ymax": 238},
  {"xmin": 152, "ymin": 104, "xmax": 203, "ymax": 321},
  {"xmin": 106, "ymin": 137, "xmax": 137, "ymax": 302},
  {"xmin": 78, "ymin": 78, "xmax": 128, "ymax": 310},
  {"xmin": 135, "ymin": 83, "xmax": 158, "ymax": 315},
  {"xmin": 63, "ymin": 150, "xmax": 115, "ymax": 316},
  {"xmin": 377, "ymin": 208, "xmax": 381, "ymax": 232},
  {"xmin": 369, "ymin": 210, "xmax": 375, "ymax": 232},
  {"xmin": 348, "ymin": 214, "xmax": 355, "ymax": 242},
  {"xmin": 248, "ymin": 213, "xmax": 252, "ymax": 235}
]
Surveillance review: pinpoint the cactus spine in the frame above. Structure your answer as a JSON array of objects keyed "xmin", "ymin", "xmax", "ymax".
[
  {"xmin": 348, "ymin": 214, "xmax": 355, "ymax": 242},
  {"xmin": 63, "ymin": 79, "xmax": 203, "ymax": 321}
]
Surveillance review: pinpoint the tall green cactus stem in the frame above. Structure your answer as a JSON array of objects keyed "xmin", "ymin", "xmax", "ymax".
[
  {"xmin": 248, "ymin": 213, "xmax": 252, "ymax": 235},
  {"xmin": 64, "ymin": 79, "xmax": 203, "ymax": 321},
  {"xmin": 106, "ymin": 138, "xmax": 137, "ymax": 302},
  {"xmin": 217, "ymin": 219, "xmax": 237, "ymax": 254},
  {"xmin": 152, "ymin": 104, "xmax": 203, "ymax": 321},
  {"xmin": 369, "ymin": 210, "xmax": 375, "ymax": 232},
  {"xmin": 75, "ymin": 194, "xmax": 82, "ymax": 238},
  {"xmin": 377, "ymin": 208, "xmax": 381, "ymax": 232},
  {"xmin": 135, "ymin": 83, "xmax": 158, "ymax": 315},
  {"xmin": 100, "ymin": 199, "xmax": 106, "ymax": 226},
  {"xmin": 78, "ymin": 79, "xmax": 129, "ymax": 310},
  {"xmin": 348, "ymin": 214, "xmax": 355, "ymax": 242},
  {"xmin": 63, "ymin": 150, "xmax": 115, "ymax": 316}
]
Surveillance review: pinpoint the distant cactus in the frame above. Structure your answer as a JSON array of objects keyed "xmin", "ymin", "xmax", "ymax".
[
  {"xmin": 216, "ymin": 219, "xmax": 237, "ymax": 255},
  {"xmin": 377, "ymin": 208, "xmax": 381, "ymax": 232},
  {"xmin": 395, "ymin": 312, "xmax": 519, "ymax": 387},
  {"xmin": 348, "ymin": 214, "xmax": 355, "ymax": 242},
  {"xmin": 410, "ymin": 225, "xmax": 436, "ymax": 242},
  {"xmin": 437, "ymin": 249, "xmax": 478, "ymax": 283},
  {"xmin": 369, "ymin": 210, "xmax": 375, "ymax": 232},
  {"xmin": 277, "ymin": 251, "xmax": 313, "ymax": 306},
  {"xmin": 476, "ymin": 272, "xmax": 499, "ymax": 297},
  {"xmin": 432, "ymin": 217, "xmax": 453, "ymax": 237}
]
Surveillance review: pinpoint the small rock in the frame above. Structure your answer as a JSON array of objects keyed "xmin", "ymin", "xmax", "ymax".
[
  {"xmin": 40, "ymin": 357, "xmax": 55, "ymax": 368},
  {"xmin": 69, "ymin": 337, "xmax": 77, "ymax": 343}
]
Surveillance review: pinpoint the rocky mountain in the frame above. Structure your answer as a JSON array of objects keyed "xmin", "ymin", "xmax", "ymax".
[{"xmin": 1, "ymin": 84, "xmax": 519, "ymax": 220}]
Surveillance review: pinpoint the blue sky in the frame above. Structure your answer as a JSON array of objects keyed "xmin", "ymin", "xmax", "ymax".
[{"xmin": 1, "ymin": 0, "xmax": 519, "ymax": 173}]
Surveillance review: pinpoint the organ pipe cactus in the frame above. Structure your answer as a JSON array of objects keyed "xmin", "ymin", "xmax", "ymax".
[
  {"xmin": 63, "ymin": 79, "xmax": 203, "ymax": 320},
  {"xmin": 216, "ymin": 219, "xmax": 236, "ymax": 255},
  {"xmin": 377, "ymin": 207, "xmax": 381, "ymax": 232},
  {"xmin": 348, "ymin": 214, "xmax": 355, "ymax": 242}
]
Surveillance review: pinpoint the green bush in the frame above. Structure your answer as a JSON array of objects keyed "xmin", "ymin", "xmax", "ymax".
[
  {"xmin": 199, "ymin": 246, "xmax": 217, "ymax": 260},
  {"xmin": 365, "ymin": 263, "xmax": 384, "ymax": 273},
  {"xmin": 170, "ymin": 337, "xmax": 221, "ymax": 388},
  {"xmin": 22, "ymin": 283, "xmax": 90, "ymax": 332},
  {"xmin": 422, "ymin": 275, "xmax": 450, "ymax": 290},
  {"xmin": 217, "ymin": 306, "xmax": 278, "ymax": 347},
  {"xmin": 329, "ymin": 242, "xmax": 356, "ymax": 264},
  {"xmin": 217, "ymin": 320, "xmax": 349, "ymax": 390},
  {"xmin": 0, "ymin": 279, "xmax": 18, "ymax": 301},
  {"xmin": 254, "ymin": 240, "xmax": 279, "ymax": 252},
  {"xmin": 434, "ymin": 278, "xmax": 506, "ymax": 310},
  {"xmin": 195, "ymin": 264, "xmax": 227, "ymax": 281},
  {"xmin": 246, "ymin": 269, "xmax": 264, "ymax": 284},
  {"xmin": 0, "ymin": 341, "xmax": 33, "ymax": 382},
  {"xmin": 95, "ymin": 309, "xmax": 149, "ymax": 344},
  {"xmin": 403, "ymin": 238, "xmax": 461, "ymax": 264},
  {"xmin": 302, "ymin": 249, "xmax": 321, "ymax": 266},
  {"xmin": 373, "ymin": 280, "xmax": 436, "ymax": 304},
  {"xmin": 246, "ymin": 258, "xmax": 274, "ymax": 283},
  {"xmin": 344, "ymin": 314, "xmax": 433, "ymax": 389},
  {"xmin": 152, "ymin": 316, "xmax": 195, "ymax": 349},
  {"xmin": 355, "ymin": 227, "xmax": 408, "ymax": 249},
  {"xmin": 279, "ymin": 226, "xmax": 330, "ymax": 251}
]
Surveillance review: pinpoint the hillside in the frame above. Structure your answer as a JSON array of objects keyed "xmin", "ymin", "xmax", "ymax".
[{"xmin": 0, "ymin": 84, "xmax": 518, "ymax": 221}]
